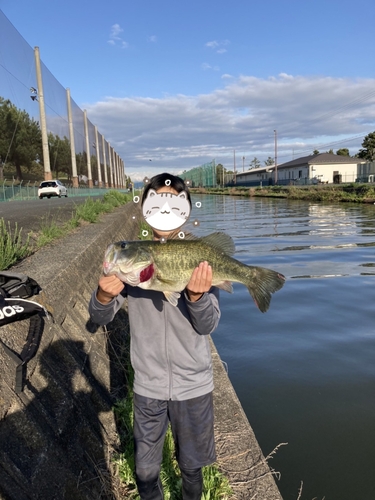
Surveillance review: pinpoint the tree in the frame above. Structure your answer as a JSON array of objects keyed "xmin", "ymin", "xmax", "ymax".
[
  {"xmin": 249, "ymin": 157, "xmax": 261, "ymax": 169},
  {"xmin": 357, "ymin": 131, "xmax": 375, "ymax": 161},
  {"xmin": 215, "ymin": 163, "xmax": 225, "ymax": 185},
  {"xmin": 336, "ymin": 148, "xmax": 350, "ymax": 156},
  {"xmin": 264, "ymin": 157, "xmax": 274, "ymax": 166},
  {"xmin": 313, "ymin": 150, "xmax": 320, "ymax": 155},
  {"xmin": 125, "ymin": 175, "xmax": 132, "ymax": 188},
  {"xmin": 48, "ymin": 133, "xmax": 71, "ymax": 179},
  {"xmin": 326, "ymin": 149, "xmax": 334, "ymax": 154},
  {"xmin": 0, "ymin": 97, "xmax": 42, "ymax": 180},
  {"xmin": 76, "ymin": 151, "xmax": 88, "ymax": 178}
]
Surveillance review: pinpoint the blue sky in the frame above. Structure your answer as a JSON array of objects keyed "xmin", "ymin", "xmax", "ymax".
[{"xmin": 1, "ymin": 0, "xmax": 375, "ymax": 180}]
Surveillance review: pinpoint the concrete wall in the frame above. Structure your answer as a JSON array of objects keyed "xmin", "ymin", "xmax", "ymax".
[{"xmin": 0, "ymin": 202, "xmax": 282, "ymax": 499}]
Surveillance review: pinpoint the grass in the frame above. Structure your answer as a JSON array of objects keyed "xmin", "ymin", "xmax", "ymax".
[
  {"xmin": 0, "ymin": 190, "xmax": 134, "ymax": 271},
  {"xmin": 0, "ymin": 219, "xmax": 31, "ymax": 270},
  {"xmin": 138, "ymin": 220, "xmax": 153, "ymax": 240}
]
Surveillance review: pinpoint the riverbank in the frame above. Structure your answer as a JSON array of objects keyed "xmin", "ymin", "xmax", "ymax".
[{"xmin": 191, "ymin": 183, "xmax": 375, "ymax": 203}]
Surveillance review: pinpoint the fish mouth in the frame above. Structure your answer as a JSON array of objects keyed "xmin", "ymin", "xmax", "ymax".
[
  {"xmin": 103, "ymin": 244, "xmax": 134, "ymax": 275},
  {"xmin": 102, "ymin": 243, "xmax": 154, "ymax": 285},
  {"xmin": 103, "ymin": 244, "xmax": 119, "ymax": 275}
]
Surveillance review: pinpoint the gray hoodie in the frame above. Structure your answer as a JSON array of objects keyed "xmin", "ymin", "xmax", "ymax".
[{"xmin": 89, "ymin": 285, "xmax": 221, "ymax": 401}]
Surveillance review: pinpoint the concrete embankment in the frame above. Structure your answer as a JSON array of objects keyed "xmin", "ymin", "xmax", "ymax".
[{"xmin": 0, "ymin": 202, "xmax": 282, "ymax": 499}]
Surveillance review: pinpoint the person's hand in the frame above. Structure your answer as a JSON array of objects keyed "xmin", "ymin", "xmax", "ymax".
[
  {"xmin": 186, "ymin": 261, "xmax": 212, "ymax": 302},
  {"xmin": 96, "ymin": 275, "xmax": 124, "ymax": 304}
]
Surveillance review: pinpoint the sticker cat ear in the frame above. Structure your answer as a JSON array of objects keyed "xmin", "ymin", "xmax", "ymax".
[
  {"xmin": 178, "ymin": 191, "xmax": 187, "ymax": 199},
  {"xmin": 148, "ymin": 189, "xmax": 158, "ymax": 198}
]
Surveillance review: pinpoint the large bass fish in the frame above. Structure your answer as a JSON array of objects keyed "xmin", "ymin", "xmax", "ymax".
[{"xmin": 103, "ymin": 232, "xmax": 285, "ymax": 313}]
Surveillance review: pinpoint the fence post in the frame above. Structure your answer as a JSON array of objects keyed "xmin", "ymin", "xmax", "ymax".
[
  {"xmin": 94, "ymin": 126, "xmax": 102, "ymax": 188},
  {"xmin": 34, "ymin": 47, "xmax": 52, "ymax": 181},
  {"xmin": 66, "ymin": 88, "xmax": 78, "ymax": 188}
]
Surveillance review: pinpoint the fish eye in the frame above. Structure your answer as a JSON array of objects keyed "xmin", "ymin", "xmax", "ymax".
[{"xmin": 121, "ymin": 242, "xmax": 127, "ymax": 249}]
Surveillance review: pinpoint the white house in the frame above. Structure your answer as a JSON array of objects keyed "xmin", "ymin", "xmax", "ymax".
[{"xmin": 230, "ymin": 153, "xmax": 372, "ymax": 186}]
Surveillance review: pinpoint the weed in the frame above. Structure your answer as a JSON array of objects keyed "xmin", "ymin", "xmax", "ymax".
[
  {"xmin": 0, "ymin": 218, "xmax": 31, "ymax": 270},
  {"xmin": 36, "ymin": 220, "xmax": 65, "ymax": 247},
  {"xmin": 138, "ymin": 221, "xmax": 153, "ymax": 240},
  {"xmin": 74, "ymin": 198, "xmax": 103, "ymax": 223}
]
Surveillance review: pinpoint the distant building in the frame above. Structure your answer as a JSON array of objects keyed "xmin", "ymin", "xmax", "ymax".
[{"xmin": 229, "ymin": 153, "xmax": 374, "ymax": 187}]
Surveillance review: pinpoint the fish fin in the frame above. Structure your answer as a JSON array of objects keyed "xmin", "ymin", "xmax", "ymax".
[
  {"xmin": 163, "ymin": 291, "xmax": 180, "ymax": 306},
  {"xmin": 215, "ymin": 281, "xmax": 234, "ymax": 293},
  {"xmin": 201, "ymin": 232, "xmax": 236, "ymax": 256},
  {"xmin": 246, "ymin": 268, "xmax": 286, "ymax": 313}
]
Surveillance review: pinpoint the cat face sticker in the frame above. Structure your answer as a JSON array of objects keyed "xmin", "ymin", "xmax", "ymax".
[{"xmin": 142, "ymin": 189, "xmax": 191, "ymax": 232}]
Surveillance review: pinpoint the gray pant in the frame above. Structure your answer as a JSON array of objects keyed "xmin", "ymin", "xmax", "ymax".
[{"xmin": 133, "ymin": 392, "xmax": 216, "ymax": 499}]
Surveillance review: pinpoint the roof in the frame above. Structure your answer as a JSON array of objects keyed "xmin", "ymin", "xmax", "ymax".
[
  {"xmin": 234, "ymin": 153, "xmax": 364, "ymax": 178},
  {"xmin": 278, "ymin": 153, "xmax": 362, "ymax": 168}
]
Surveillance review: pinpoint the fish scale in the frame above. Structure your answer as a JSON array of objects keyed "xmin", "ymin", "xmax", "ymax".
[{"xmin": 103, "ymin": 232, "xmax": 286, "ymax": 312}]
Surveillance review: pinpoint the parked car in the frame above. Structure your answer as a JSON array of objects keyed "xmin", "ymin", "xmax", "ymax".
[{"xmin": 38, "ymin": 180, "xmax": 68, "ymax": 199}]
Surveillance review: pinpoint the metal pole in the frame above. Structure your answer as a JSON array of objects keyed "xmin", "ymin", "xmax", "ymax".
[
  {"xmin": 66, "ymin": 88, "xmax": 78, "ymax": 187},
  {"xmin": 34, "ymin": 47, "xmax": 52, "ymax": 180},
  {"xmin": 108, "ymin": 143, "xmax": 114, "ymax": 188},
  {"xmin": 114, "ymin": 152, "xmax": 118, "ymax": 188},
  {"xmin": 83, "ymin": 110, "xmax": 93, "ymax": 188},
  {"xmin": 102, "ymin": 135, "xmax": 108, "ymax": 187},
  {"xmin": 94, "ymin": 126, "xmax": 102, "ymax": 187}
]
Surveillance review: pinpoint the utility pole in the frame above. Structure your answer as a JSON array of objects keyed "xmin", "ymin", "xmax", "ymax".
[
  {"xmin": 233, "ymin": 149, "xmax": 236, "ymax": 184},
  {"xmin": 242, "ymin": 156, "xmax": 245, "ymax": 172}
]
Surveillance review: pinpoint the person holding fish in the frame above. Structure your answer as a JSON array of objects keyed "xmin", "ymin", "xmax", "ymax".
[{"xmin": 89, "ymin": 173, "xmax": 221, "ymax": 500}]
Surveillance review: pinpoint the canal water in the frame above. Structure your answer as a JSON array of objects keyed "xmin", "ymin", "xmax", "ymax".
[{"xmin": 186, "ymin": 194, "xmax": 375, "ymax": 500}]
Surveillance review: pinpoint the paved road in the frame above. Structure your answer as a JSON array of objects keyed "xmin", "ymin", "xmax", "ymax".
[{"xmin": 0, "ymin": 195, "xmax": 104, "ymax": 234}]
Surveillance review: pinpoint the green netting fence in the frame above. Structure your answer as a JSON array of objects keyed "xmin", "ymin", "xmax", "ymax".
[{"xmin": 180, "ymin": 161, "xmax": 216, "ymax": 187}]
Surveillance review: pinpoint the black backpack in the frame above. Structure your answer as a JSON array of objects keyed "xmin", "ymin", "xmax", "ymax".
[{"xmin": 0, "ymin": 272, "xmax": 47, "ymax": 393}]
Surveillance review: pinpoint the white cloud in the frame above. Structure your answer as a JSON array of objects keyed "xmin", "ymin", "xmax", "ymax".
[
  {"xmin": 205, "ymin": 40, "xmax": 230, "ymax": 53},
  {"xmin": 110, "ymin": 23, "xmax": 123, "ymax": 39},
  {"xmin": 83, "ymin": 74, "xmax": 375, "ymax": 179},
  {"xmin": 108, "ymin": 23, "xmax": 128, "ymax": 48},
  {"xmin": 206, "ymin": 41, "xmax": 219, "ymax": 49},
  {"xmin": 201, "ymin": 63, "xmax": 219, "ymax": 71}
]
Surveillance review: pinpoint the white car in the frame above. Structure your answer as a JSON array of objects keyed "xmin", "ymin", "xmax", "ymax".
[{"xmin": 38, "ymin": 180, "xmax": 68, "ymax": 199}]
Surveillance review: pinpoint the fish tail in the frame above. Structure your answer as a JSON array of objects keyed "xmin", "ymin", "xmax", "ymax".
[{"xmin": 245, "ymin": 267, "xmax": 286, "ymax": 313}]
